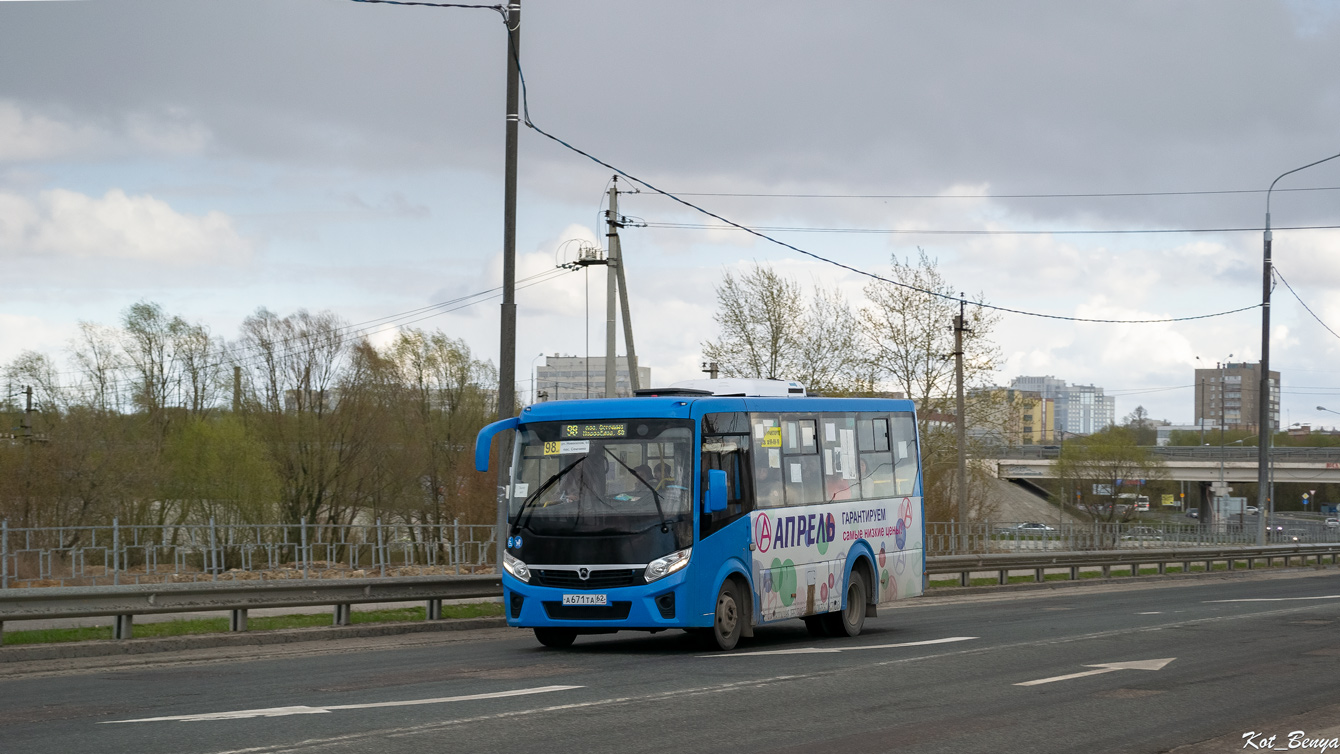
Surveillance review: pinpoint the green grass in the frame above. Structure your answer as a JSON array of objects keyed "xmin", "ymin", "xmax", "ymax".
[{"xmin": 1, "ymin": 601, "xmax": 504, "ymax": 646}]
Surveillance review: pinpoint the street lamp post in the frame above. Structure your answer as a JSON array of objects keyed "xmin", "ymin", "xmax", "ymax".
[{"xmin": 1258, "ymin": 151, "xmax": 1340, "ymax": 546}]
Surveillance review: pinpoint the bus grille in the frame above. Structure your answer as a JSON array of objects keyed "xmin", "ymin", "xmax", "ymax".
[
  {"xmin": 534, "ymin": 569, "xmax": 641, "ymax": 589},
  {"xmin": 542, "ymin": 602, "xmax": 633, "ymax": 621}
]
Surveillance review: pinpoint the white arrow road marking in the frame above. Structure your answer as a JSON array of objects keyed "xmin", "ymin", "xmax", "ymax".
[
  {"xmin": 703, "ymin": 636, "xmax": 978, "ymax": 658},
  {"xmin": 1208, "ymin": 595, "xmax": 1340, "ymax": 603},
  {"xmin": 1015, "ymin": 658, "xmax": 1175, "ymax": 687},
  {"xmin": 102, "ymin": 685, "xmax": 584, "ymax": 724}
]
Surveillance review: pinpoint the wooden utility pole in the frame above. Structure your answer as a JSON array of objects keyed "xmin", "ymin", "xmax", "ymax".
[{"xmin": 954, "ymin": 297, "xmax": 968, "ymax": 545}]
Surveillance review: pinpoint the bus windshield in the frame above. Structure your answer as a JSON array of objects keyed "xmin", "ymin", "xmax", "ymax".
[{"xmin": 510, "ymin": 419, "xmax": 695, "ymax": 541}]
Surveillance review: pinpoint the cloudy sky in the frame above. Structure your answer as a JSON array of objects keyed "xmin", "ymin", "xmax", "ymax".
[{"xmin": 2, "ymin": 0, "xmax": 1340, "ymax": 427}]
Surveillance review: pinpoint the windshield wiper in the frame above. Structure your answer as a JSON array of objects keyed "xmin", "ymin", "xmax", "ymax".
[
  {"xmin": 604, "ymin": 447, "xmax": 671, "ymax": 534},
  {"xmin": 511, "ymin": 457, "xmax": 585, "ymax": 535}
]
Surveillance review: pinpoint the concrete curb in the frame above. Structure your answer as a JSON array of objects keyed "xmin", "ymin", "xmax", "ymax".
[{"xmin": 0, "ymin": 616, "xmax": 508, "ymax": 663}]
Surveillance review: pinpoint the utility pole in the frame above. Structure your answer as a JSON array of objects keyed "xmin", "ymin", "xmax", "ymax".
[
  {"xmin": 702, "ymin": 362, "xmax": 719, "ymax": 379},
  {"xmin": 21, "ymin": 386, "xmax": 33, "ymax": 440},
  {"xmin": 604, "ymin": 181, "xmax": 619, "ymax": 398},
  {"xmin": 495, "ymin": 0, "xmax": 521, "ymax": 574},
  {"xmin": 609, "ymin": 178, "xmax": 640, "ymax": 394},
  {"xmin": 953, "ymin": 296, "xmax": 968, "ymax": 543}
]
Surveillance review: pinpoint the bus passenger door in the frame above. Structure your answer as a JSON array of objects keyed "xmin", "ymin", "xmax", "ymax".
[{"xmin": 699, "ymin": 418, "xmax": 755, "ymax": 622}]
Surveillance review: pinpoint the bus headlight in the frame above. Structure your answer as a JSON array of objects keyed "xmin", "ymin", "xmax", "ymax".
[
  {"xmin": 644, "ymin": 548, "xmax": 691, "ymax": 583},
  {"xmin": 503, "ymin": 551, "xmax": 531, "ymax": 583}
]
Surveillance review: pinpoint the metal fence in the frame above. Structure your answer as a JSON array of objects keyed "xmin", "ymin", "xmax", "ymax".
[
  {"xmin": 926, "ymin": 520, "xmax": 1340, "ymax": 555},
  {"xmin": 0, "ymin": 518, "xmax": 497, "ymax": 589},
  {"xmin": 5, "ymin": 517, "xmax": 1337, "ymax": 588}
]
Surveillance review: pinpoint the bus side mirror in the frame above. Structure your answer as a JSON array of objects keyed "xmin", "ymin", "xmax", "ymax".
[{"xmin": 705, "ymin": 469, "xmax": 728, "ymax": 513}]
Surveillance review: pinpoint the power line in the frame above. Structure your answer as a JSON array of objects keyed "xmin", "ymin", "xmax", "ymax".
[
  {"xmin": 501, "ymin": 38, "xmax": 1261, "ymax": 325},
  {"xmin": 1273, "ymin": 266, "xmax": 1340, "ymax": 343},
  {"xmin": 352, "ymin": 0, "xmax": 1265, "ymax": 327},
  {"xmin": 640, "ymin": 221, "xmax": 1340, "ymax": 237},
  {"xmin": 661, "ymin": 186, "xmax": 1340, "ymax": 201}
]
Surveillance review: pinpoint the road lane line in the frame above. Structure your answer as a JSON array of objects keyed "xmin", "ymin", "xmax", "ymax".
[
  {"xmin": 1207, "ymin": 595, "xmax": 1340, "ymax": 603},
  {"xmin": 702, "ymin": 636, "xmax": 978, "ymax": 658},
  {"xmin": 101, "ymin": 685, "xmax": 583, "ymax": 724}
]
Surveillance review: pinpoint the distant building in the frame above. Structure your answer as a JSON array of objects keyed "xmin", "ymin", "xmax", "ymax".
[
  {"xmin": 534, "ymin": 355, "xmax": 651, "ymax": 402},
  {"xmin": 1009, "ymin": 375, "xmax": 1115, "ymax": 436},
  {"xmin": 1193, "ymin": 361, "xmax": 1279, "ymax": 433},
  {"xmin": 969, "ymin": 387, "xmax": 1054, "ymax": 446}
]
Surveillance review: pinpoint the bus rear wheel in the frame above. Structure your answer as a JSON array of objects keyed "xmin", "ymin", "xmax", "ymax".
[
  {"xmin": 709, "ymin": 581, "xmax": 743, "ymax": 651},
  {"xmin": 533, "ymin": 627, "xmax": 577, "ymax": 648},
  {"xmin": 823, "ymin": 570, "xmax": 867, "ymax": 638}
]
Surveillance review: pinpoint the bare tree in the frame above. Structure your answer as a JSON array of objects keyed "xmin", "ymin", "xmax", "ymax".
[
  {"xmin": 702, "ymin": 263, "xmax": 866, "ymax": 392},
  {"xmin": 860, "ymin": 250, "xmax": 1001, "ymax": 412}
]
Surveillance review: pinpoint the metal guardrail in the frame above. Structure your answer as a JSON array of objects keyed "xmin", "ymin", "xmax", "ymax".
[
  {"xmin": 928, "ymin": 543, "xmax": 1340, "ymax": 586},
  {"xmin": 4, "ymin": 544, "xmax": 1339, "ymax": 643},
  {"xmin": 0, "ymin": 574, "xmax": 502, "ymax": 641}
]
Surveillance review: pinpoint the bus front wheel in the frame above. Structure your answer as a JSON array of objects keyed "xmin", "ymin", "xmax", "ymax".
[
  {"xmin": 709, "ymin": 581, "xmax": 743, "ymax": 651},
  {"xmin": 533, "ymin": 627, "xmax": 577, "ymax": 648},
  {"xmin": 824, "ymin": 570, "xmax": 867, "ymax": 638}
]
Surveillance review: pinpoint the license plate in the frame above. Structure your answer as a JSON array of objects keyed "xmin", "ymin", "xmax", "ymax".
[{"xmin": 562, "ymin": 593, "xmax": 608, "ymax": 606}]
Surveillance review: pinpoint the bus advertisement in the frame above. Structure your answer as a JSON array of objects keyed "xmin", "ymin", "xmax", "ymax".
[{"xmin": 474, "ymin": 379, "xmax": 925, "ymax": 651}]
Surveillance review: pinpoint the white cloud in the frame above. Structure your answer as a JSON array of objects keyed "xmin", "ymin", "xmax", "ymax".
[
  {"xmin": 0, "ymin": 100, "xmax": 211, "ymax": 161},
  {"xmin": 0, "ymin": 188, "xmax": 250, "ymax": 264}
]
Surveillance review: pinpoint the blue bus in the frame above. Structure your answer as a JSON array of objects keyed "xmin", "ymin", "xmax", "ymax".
[{"xmin": 474, "ymin": 379, "xmax": 924, "ymax": 651}]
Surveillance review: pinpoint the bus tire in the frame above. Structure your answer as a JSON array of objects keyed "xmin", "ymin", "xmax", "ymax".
[
  {"xmin": 533, "ymin": 627, "xmax": 577, "ymax": 648},
  {"xmin": 824, "ymin": 569, "xmax": 867, "ymax": 638},
  {"xmin": 709, "ymin": 580, "xmax": 743, "ymax": 651}
]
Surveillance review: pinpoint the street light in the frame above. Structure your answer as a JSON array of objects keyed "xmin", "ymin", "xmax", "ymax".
[
  {"xmin": 1259, "ymin": 151, "xmax": 1340, "ymax": 545},
  {"xmin": 529, "ymin": 352, "xmax": 545, "ymax": 404}
]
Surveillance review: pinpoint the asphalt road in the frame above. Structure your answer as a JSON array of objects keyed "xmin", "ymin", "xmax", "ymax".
[{"xmin": 4, "ymin": 570, "xmax": 1340, "ymax": 754}]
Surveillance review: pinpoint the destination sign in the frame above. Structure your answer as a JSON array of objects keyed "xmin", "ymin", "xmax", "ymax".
[{"xmin": 561, "ymin": 423, "xmax": 627, "ymax": 439}]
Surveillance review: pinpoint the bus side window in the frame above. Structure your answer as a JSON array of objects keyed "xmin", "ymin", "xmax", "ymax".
[
  {"xmin": 751, "ymin": 415, "xmax": 784, "ymax": 510},
  {"xmin": 890, "ymin": 413, "xmax": 920, "ymax": 496},
  {"xmin": 858, "ymin": 414, "xmax": 894, "ymax": 499},
  {"xmin": 821, "ymin": 414, "xmax": 860, "ymax": 501},
  {"xmin": 781, "ymin": 415, "xmax": 823, "ymax": 506}
]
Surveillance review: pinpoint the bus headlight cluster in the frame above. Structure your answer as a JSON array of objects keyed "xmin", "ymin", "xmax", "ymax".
[
  {"xmin": 503, "ymin": 551, "xmax": 531, "ymax": 583},
  {"xmin": 644, "ymin": 548, "xmax": 691, "ymax": 583}
]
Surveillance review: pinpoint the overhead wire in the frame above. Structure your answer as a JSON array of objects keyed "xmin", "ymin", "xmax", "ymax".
[
  {"xmin": 662, "ymin": 186, "xmax": 1340, "ymax": 200},
  {"xmin": 1273, "ymin": 266, "xmax": 1340, "ymax": 343},
  {"xmin": 342, "ymin": 0, "xmax": 1270, "ymax": 327},
  {"xmin": 494, "ymin": 19, "xmax": 1262, "ymax": 325},
  {"xmin": 640, "ymin": 221, "xmax": 1340, "ymax": 237}
]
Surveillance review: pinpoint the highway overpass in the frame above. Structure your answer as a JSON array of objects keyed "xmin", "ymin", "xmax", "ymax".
[{"xmin": 991, "ymin": 446, "xmax": 1340, "ymax": 485}]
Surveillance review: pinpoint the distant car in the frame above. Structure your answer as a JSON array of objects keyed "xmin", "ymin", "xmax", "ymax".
[
  {"xmin": 1004, "ymin": 522, "xmax": 1056, "ymax": 534},
  {"xmin": 1121, "ymin": 526, "xmax": 1164, "ymax": 541},
  {"xmin": 1246, "ymin": 506, "xmax": 1259, "ymax": 515},
  {"xmin": 1185, "ymin": 510, "xmax": 1200, "ymax": 519},
  {"xmin": 1326, "ymin": 518, "xmax": 1339, "ymax": 529}
]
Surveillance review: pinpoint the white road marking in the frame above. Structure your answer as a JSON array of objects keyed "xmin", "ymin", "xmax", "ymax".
[
  {"xmin": 703, "ymin": 636, "xmax": 978, "ymax": 658},
  {"xmin": 101, "ymin": 685, "xmax": 583, "ymax": 724},
  {"xmin": 1015, "ymin": 658, "xmax": 1175, "ymax": 687},
  {"xmin": 1137, "ymin": 611, "xmax": 1162, "ymax": 614},
  {"xmin": 1207, "ymin": 595, "xmax": 1340, "ymax": 603}
]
